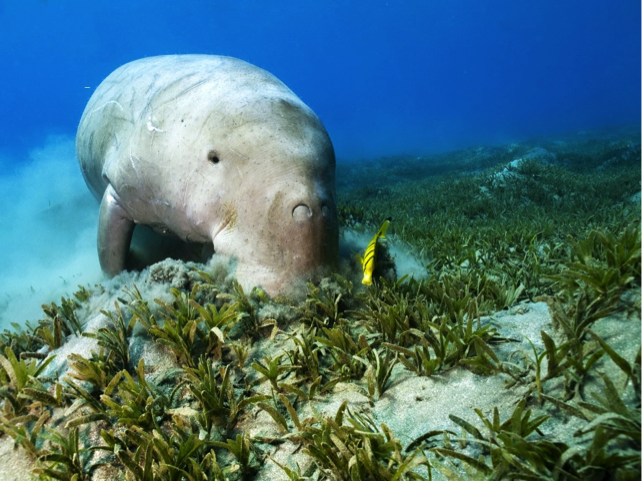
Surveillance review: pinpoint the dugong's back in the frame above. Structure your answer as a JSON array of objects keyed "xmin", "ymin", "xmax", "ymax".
[
  {"xmin": 76, "ymin": 55, "xmax": 300, "ymax": 200},
  {"xmin": 75, "ymin": 55, "xmax": 338, "ymax": 295}
]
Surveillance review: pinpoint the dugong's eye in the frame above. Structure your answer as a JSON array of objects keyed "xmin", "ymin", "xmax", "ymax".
[{"xmin": 207, "ymin": 150, "xmax": 220, "ymax": 164}]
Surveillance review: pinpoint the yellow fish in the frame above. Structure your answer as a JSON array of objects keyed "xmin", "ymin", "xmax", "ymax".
[{"xmin": 359, "ymin": 218, "xmax": 391, "ymax": 285}]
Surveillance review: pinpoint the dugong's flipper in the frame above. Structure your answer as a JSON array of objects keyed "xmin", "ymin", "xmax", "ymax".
[{"xmin": 98, "ymin": 185, "xmax": 135, "ymax": 276}]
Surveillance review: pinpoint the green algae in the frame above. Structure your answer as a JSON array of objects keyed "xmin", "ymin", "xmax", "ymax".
[{"xmin": 0, "ymin": 128, "xmax": 639, "ymax": 480}]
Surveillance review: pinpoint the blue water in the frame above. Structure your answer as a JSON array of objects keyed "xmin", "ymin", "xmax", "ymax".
[{"xmin": 0, "ymin": 0, "xmax": 639, "ymax": 161}]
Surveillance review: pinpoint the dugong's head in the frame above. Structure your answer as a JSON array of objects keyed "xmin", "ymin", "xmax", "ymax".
[
  {"xmin": 203, "ymin": 98, "xmax": 339, "ymax": 296},
  {"xmin": 152, "ymin": 59, "xmax": 339, "ymax": 295}
]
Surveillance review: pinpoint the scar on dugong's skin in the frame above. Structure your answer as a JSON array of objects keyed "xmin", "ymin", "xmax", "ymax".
[{"xmin": 76, "ymin": 55, "xmax": 339, "ymax": 295}]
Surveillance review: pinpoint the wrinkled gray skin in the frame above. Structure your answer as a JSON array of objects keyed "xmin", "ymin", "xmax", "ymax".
[{"xmin": 76, "ymin": 55, "xmax": 338, "ymax": 295}]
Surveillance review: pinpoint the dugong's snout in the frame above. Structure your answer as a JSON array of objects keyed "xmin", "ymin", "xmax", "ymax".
[
  {"xmin": 264, "ymin": 187, "xmax": 339, "ymax": 290},
  {"xmin": 288, "ymin": 194, "xmax": 339, "ymax": 265},
  {"xmin": 217, "ymin": 185, "xmax": 338, "ymax": 296}
]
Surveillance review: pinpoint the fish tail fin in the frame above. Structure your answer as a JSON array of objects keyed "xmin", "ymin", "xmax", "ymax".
[{"xmin": 378, "ymin": 217, "xmax": 392, "ymax": 239}]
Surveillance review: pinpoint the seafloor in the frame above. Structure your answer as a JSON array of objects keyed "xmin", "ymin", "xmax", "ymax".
[{"xmin": 0, "ymin": 124, "xmax": 640, "ymax": 480}]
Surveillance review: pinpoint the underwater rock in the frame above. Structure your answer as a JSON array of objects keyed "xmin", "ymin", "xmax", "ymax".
[
  {"xmin": 490, "ymin": 163, "xmax": 524, "ymax": 187},
  {"xmin": 523, "ymin": 146, "xmax": 556, "ymax": 163},
  {"xmin": 76, "ymin": 54, "xmax": 339, "ymax": 296},
  {"xmin": 628, "ymin": 191, "xmax": 641, "ymax": 203}
]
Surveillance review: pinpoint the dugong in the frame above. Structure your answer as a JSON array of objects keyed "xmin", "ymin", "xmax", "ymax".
[{"xmin": 76, "ymin": 55, "xmax": 338, "ymax": 295}]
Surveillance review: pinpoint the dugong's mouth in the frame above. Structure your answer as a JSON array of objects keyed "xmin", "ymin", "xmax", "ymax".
[
  {"xmin": 230, "ymin": 260, "xmax": 314, "ymax": 298},
  {"xmin": 210, "ymin": 228, "xmax": 278, "ymax": 294},
  {"xmin": 234, "ymin": 262, "xmax": 280, "ymax": 292},
  {"xmin": 216, "ymin": 253, "xmax": 317, "ymax": 298},
  {"xmin": 209, "ymin": 190, "xmax": 338, "ymax": 297}
]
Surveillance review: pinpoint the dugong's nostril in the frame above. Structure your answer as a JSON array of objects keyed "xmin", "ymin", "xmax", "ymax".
[
  {"xmin": 321, "ymin": 204, "xmax": 330, "ymax": 218},
  {"xmin": 292, "ymin": 204, "xmax": 312, "ymax": 221}
]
